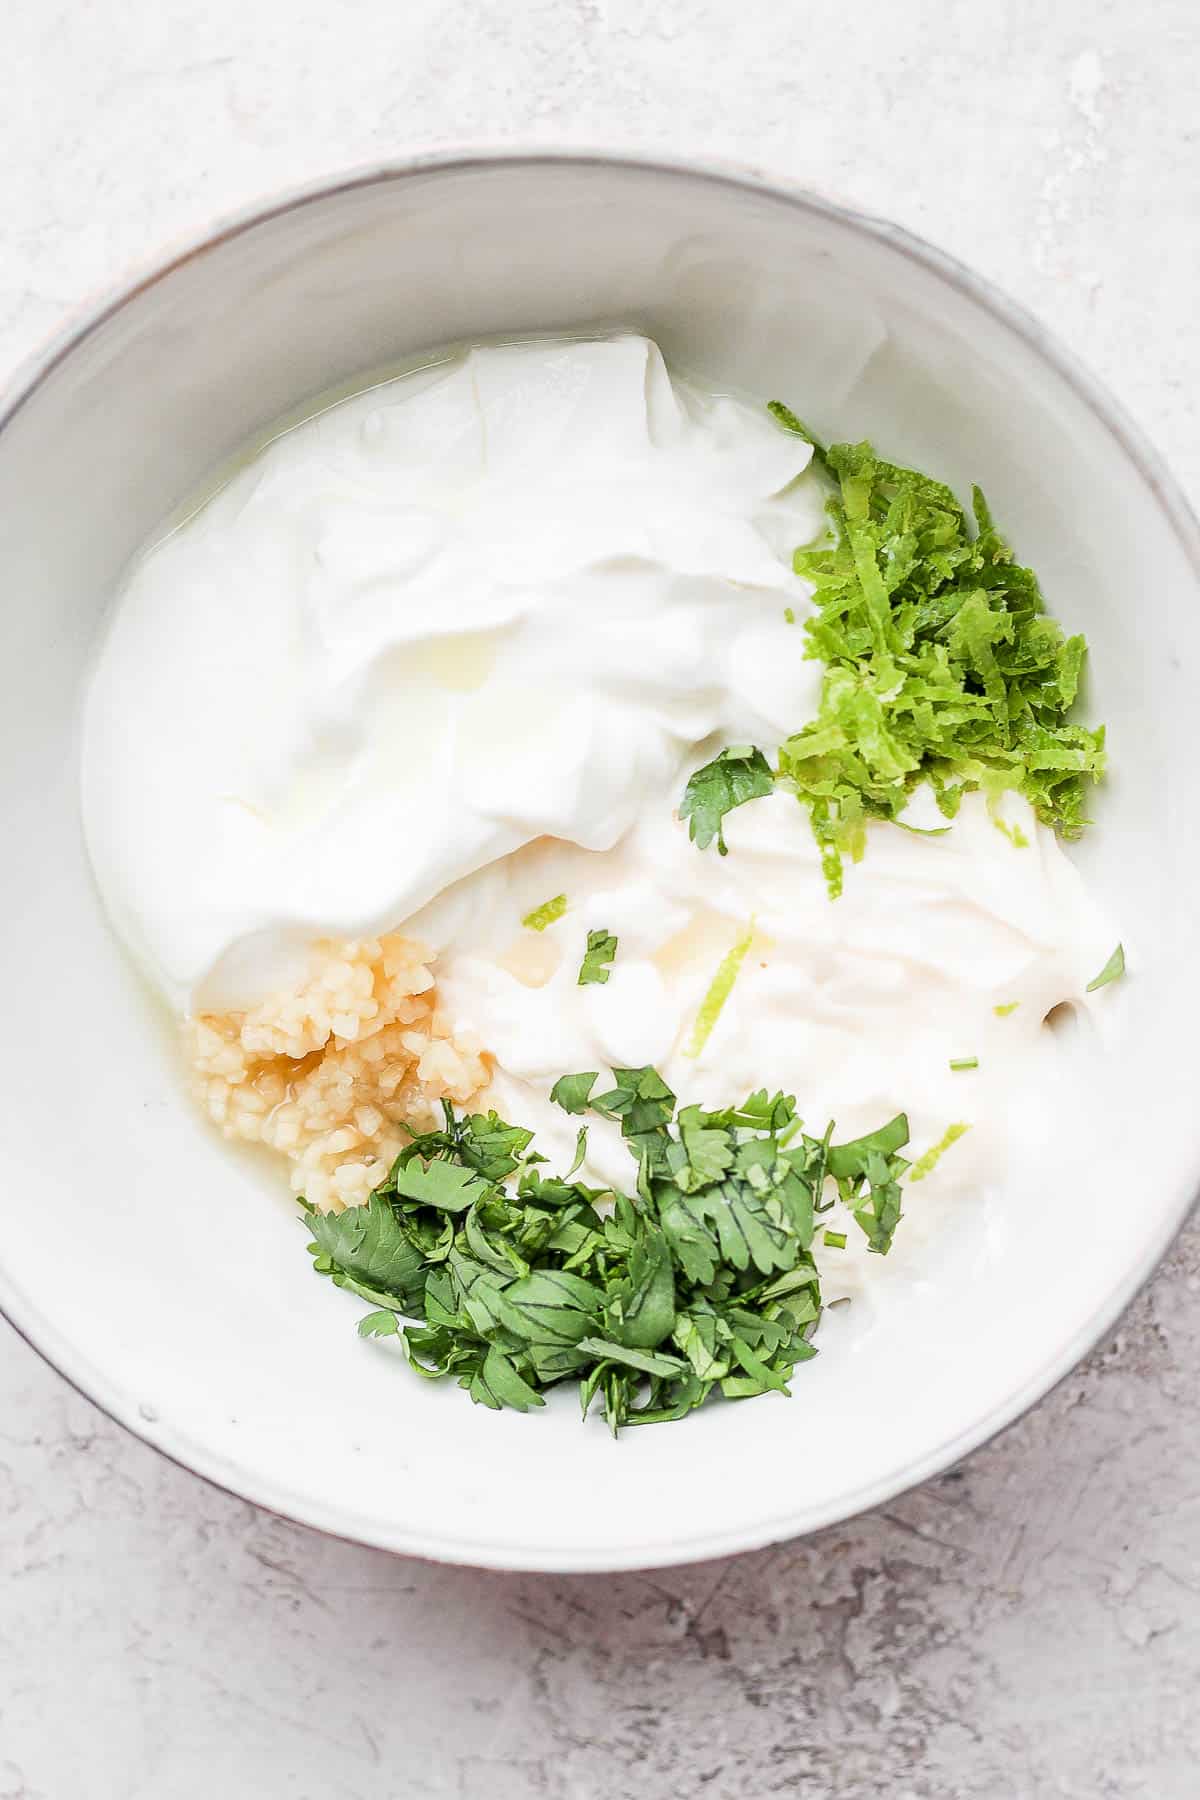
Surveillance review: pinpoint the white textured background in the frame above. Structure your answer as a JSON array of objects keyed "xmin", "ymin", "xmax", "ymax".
[{"xmin": 4, "ymin": 4, "xmax": 1200, "ymax": 1796}]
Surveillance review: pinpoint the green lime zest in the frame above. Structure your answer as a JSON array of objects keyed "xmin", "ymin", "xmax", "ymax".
[
  {"xmin": 685, "ymin": 921, "xmax": 756, "ymax": 1059},
  {"xmin": 1086, "ymin": 943, "xmax": 1125, "ymax": 992},
  {"xmin": 522, "ymin": 894, "xmax": 568, "ymax": 932},
  {"xmin": 909, "ymin": 1122, "xmax": 970, "ymax": 1183},
  {"xmin": 767, "ymin": 425, "xmax": 1105, "ymax": 897}
]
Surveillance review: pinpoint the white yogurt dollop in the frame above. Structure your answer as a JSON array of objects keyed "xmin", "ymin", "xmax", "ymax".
[{"xmin": 83, "ymin": 334, "xmax": 824, "ymax": 1010}]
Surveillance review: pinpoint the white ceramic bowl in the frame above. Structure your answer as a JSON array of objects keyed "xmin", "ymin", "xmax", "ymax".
[{"xmin": 3, "ymin": 152, "xmax": 1198, "ymax": 1572}]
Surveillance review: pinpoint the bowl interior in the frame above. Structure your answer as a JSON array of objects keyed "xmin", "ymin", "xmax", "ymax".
[{"xmin": 2, "ymin": 156, "xmax": 1197, "ymax": 1570}]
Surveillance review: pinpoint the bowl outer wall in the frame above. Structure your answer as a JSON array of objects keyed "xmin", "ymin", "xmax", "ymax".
[{"xmin": 1, "ymin": 149, "xmax": 1198, "ymax": 1572}]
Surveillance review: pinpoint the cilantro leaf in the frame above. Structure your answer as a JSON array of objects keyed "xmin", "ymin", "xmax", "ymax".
[
  {"xmin": 679, "ymin": 746, "xmax": 775, "ymax": 855},
  {"xmin": 576, "ymin": 1338, "xmax": 687, "ymax": 1378},
  {"xmin": 591, "ymin": 1066, "xmax": 677, "ymax": 1137},
  {"xmin": 847, "ymin": 1151, "xmax": 908, "ymax": 1255},
  {"xmin": 390, "ymin": 1158, "xmax": 490, "ymax": 1213},
  {"xmin": 565, "ymin": 1127, "xmax": 589, "ymax": 1180},
  {"xmin": 357, "ymin": 1309, "xmax": 400, "ymax": 1338},
  {"xmin": 394, "ymin": 1106, "xmax": 533, "ymax": 1184},
  {"xmin": 471, "ymin": 1347, "xmax": 545, "ymax": 1412},
  {"xmin": 578, "ymin": 929, "xmax": 618, "ymax": 986},
  {"xmin": 306, "ymin": 1192, "xmax": 427, "ymax": 1313},
  {"xmin": 825, "ymin": 1114, "xmax": 910, "ymax": 1180},
  {"xmin": 602, "ymin": 1227, "xmax": 676, "ymax": 1349},
  {"xmin": 672, "ymin": 1311, "xmax": 731, "ymax": 1383},
  {"xmin": 825, "ymin": 1115, "xmax": 911, "ymax": 1256},
  {"xmin": 493, "ymin": 1269, "xmax": 603, "ymax": 1377},
  {"xmin": 455, "ymin": 1113, "xmax": 536, "ymax": 1183},
  {"xmin": 720, "ymin": 1089, "xmax": 798, "ymax": 1133},
  {"xmin": 671, "ymin": 1105, "xmax": 735, "ymax": 1191},
  {"xmin": 550, "ymin": 1071, "xmax": 599, "ymax": 1115}
]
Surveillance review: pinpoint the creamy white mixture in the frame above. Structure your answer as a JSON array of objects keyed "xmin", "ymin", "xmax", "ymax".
[
  {"xmin": 411, "ymin": 782, "xmax": 1111, "ymax": 1206},
  {"xmin": 83, "ymin": 333, "xmax": 1115, "ymax": 1266},
  {"xmin": 84, "ymin": 334, "xmax": 824, "ymax": 1011}
]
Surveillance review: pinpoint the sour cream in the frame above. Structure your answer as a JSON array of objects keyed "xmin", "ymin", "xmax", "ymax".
[
  {"xmin": 410, "ymin": 780, "xmax": 1114, "ymax": 1285},
  {"xmin": 82, "ymin": 334, "xmax": 824, "ymax": 1010}
]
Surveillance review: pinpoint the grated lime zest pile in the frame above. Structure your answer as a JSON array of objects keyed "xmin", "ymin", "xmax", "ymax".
[{"xmin": 768, "ymin": 423, "xmax": 1107, "ymax": 897}]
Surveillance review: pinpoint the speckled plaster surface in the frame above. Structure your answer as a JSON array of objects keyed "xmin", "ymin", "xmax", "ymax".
[{"xmin": 3, "ymin": 4, "xmax": 1200, "ymax": 1795}]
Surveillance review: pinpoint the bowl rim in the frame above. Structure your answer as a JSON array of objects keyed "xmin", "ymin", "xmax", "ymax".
[{"xmin": 3, "ymin": 145, "xmax": 1199, "ymax": 1573}]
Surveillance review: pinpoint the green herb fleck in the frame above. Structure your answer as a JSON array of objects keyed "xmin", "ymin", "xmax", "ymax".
[
  {"xmin": 822, "ymin": 1229, "xmax": 847, "ymax": 1250},
  {"xmin": 993, "ymin": 1002, "xmax": 1020, "ymax": 1017},
  {"xmin": 550, "ymin": 1071, "xmax": 599, "ymax": 1115},
  {"xmin": 766, "ymin": 399, "xmax": 828, "ymax": 462},
  {"xmin": 522, "ymin": 893, "xmax": 568, "ymax": 932},
  {"xmin": 1086, "ymin": 943, "xmax": 1125, "ymax": 992},
  {"xmin": 578, "ymin": 929, "xmax": 618, "ymax": 986},
  {"xmin": 357, "ymin": 1309, "xmax": 400, "ymax": 1339},
  {"xmin": 909, "ymin": 1122, "xmax": 970, "ymax": 1183},
  {"xmin": 784, "ymin": 606, "xmax": 796, "ymax": 625},
  {"xmin": 565, "ymin": 1127, "xmax": 589, "ymax": 1180},
  {"xmin": 685, "ymin": 921, "xmax": 756, "ymax": 1059},
  {"xmin": 306, "ymin": 1191, "xmax": 428, "ymax": 1313},
  {"xmin": 825, "ymin": 1114, "xmax": 911, "ymax": 1254},
  {"xmin": 949, "ymin": 1056, "xmax": 979, "ymax": 1072},
  {"xmin": 766, "ymin": 419, "xmax": 1106, "ymax": 897},
  {"xmin": 680, "ymin": 745, "xmax": 775, "ymax": 855}
]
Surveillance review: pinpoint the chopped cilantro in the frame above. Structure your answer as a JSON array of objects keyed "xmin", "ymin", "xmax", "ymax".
[
  {"xmin": 824, "ymin": 1114, "xmax": 911, "ymax": 1254},
  {"xmin": 390, "ymin": 1157, "xmax": 488, "ymax": 1210},
  {"xmin": 1086, "ymin": 943, "xmax": 1125, "ymax": 992},
  {"xmin": 948, "ymin": 1056, "xmax": 978, "ymax": 1072},
  {"xmin": 685, "ymin": 921, "xmax": 755, "ymax": 1058},
  {"xmin": 578, "ymin": 929, "xmax": 618, "ymax": 986},
  {"xmin": 306, "ymin": 1192, "xmax": 427, "ymax": 1314},
  {"xmin": 550, "ymin": 1071, "xmax": 599, "ymax": 1115},
  {"xmin": 679, "ymin": 746, "xmax": 775, "ymax": 855},
  {"xmin": 765, "ymin": 421, "xmax": 1106, "ymax": 897},
  {"xmin": 909, "ymin": 1122, "xmax": 970, "ymax": 1183},
  {"xmin": 993, "ymin": 1002, "xmax": 1020, "ymax": 1017},
  {"xmin": 825, "ymin": 1114, "xmax": 910, "ymax": 1178},
  {"xmin": 304, "ymin": 1071, "xmax": 916, "ymax": 1433},
  {"xmin": 590, "ymin": 1065, "xmax": 677, "ymax": 1136},
  {"xmin": 784, "ymin": 606, "xmax": 796, "ymax": 625},
  {"xmin": 564, "ymin": 1126, "xmax": 589, "ymax": 1180},
  {"xmin": 522, "ymin": 893, "xmax": 568, "ymax": 932}
]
